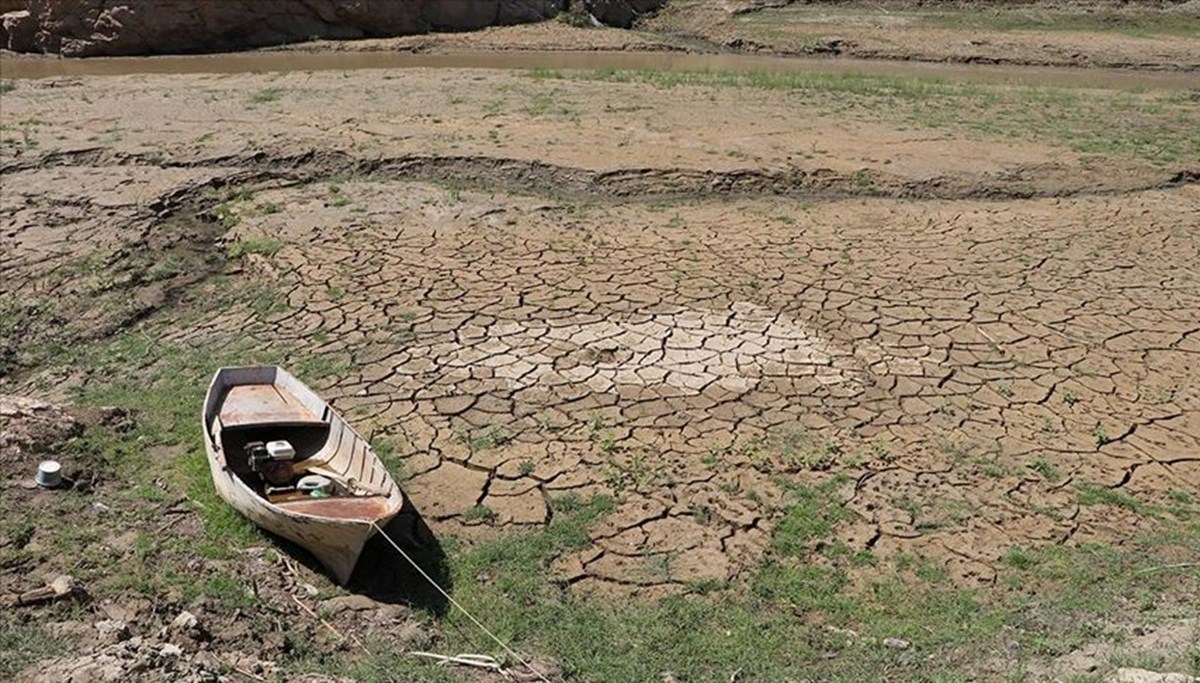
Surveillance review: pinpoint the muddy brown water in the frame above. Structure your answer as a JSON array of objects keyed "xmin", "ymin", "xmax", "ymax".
[{"xmin": 3, "ymin": 49, "xmax": 1198, "ymax": 89}]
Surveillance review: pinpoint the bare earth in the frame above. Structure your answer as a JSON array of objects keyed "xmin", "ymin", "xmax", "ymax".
[
  {"xmin": 4, "ymin": 64, "xmax": 1198, "ymax": 587},
  {"xmin": 266, "ymin": 3, "xmax": 1200, "ymax": 72},
  {"xmin": 2, "ymin": 19, "xmax": 1199, "ymax": 681},
  {"xmin": 642, "ymin": 0, "xmax": 1200, "ymax": 70}
]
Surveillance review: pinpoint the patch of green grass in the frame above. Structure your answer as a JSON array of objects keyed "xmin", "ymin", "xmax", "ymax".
[
  {"xmin": 523, "ymin": 90, "xmax": 581, "ymax": 121},
  {"xmin": 460, "ymin": 424, "xmax": 511, "ymax": 453},
  {"xmin": 752, "ymin": 562, "xmax": 850, "ymax": 612},
  {"xmin": 585, "ymin": 415, "xmax": 605, "ymax": 438},
  {"xmin": 527, "ymin": 67, "xmax": 563, "ymax": 81},
  {"xmin": 524, "ymin": 92, "xmax": 556, "ymax": 116},
  {"xmin": 226, "ymin": 237, "xmax": 283, "ymax": 259},
  {"xmin": 203, "ymin": 571, "xmax": 258, "ymax": 612},
  {"xmin": 1168, "ymin": 489, "xmax": 1195, "ymax": 506},
  {"xmin": 248, "ymin": 87, "xmax": 284, "ymax": 104},
  {"xmin": 292, "ymin": 352, "xmax": 350, "ymax": 381},
  {"xmin": 464, "ymin": 504, "xmax": 497, "ymax": 522},
  {"xmin": 533, "ymin": 68, "xmax": 1199, "ymax": 166},
  {"xmin": 0, "ymin": 621, "xmax": 57, "ymax": 679},
  {"xmin": 748, "ymin": 428, "xmax": 846, "ymax": 472},
  {"xmin": 0, "ymin": 81, "xmax": 15, "ymax": 95},
  {"xmin": 771, "ymin": 480, "xmax": 853, "ymax": 556},
  {"xmin": 437, "ymin": 485, "xmax": 1080, "ymax": 680},
  {"xmin": 66, "ymin": 331, "xmax": 276, "ymax": 550},
  {"xmin": 944, "ymin": 440, "xmax": 1013, "ymax": 479},
  {"xmin": 1026, "ymin": 455, "xmax": 1062, "ymax": 483},
  {"xmin": 851, "ymin": 169, "xmax": 876, "ymax": 192},
  {"xmin": 1076, "ymin": 481, "xmax": 1146, "ymax": 515},
  {"xmin": 442, "ymin": 179, "xmax": 465, "ymax": 203},
  {"xmin": 145, "ymin": 256, "xmax": 185, "ymax": 281},
  {"xmin": 214, "ymin": 202, "xmax": 242, "ymax": 229},
  {"xmin": 372, "ymin": 435, "xmax": 407, "ymax": 481},
  {"xmin": 921, "ymin": 9, "xmax": 1200, "ymax": 38},
  {"xmin": 1002, "ymin": 546, "xmax": 1041, "ymax": 571}
]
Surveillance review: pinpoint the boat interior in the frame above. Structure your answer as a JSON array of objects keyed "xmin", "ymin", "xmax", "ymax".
[{"xmin": 210, "ymin": 379, "xmax": 396, "ymax": 522}]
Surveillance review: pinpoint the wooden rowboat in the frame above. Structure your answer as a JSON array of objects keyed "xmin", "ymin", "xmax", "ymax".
[{"xmin": 202, "ymin": 366, "xmax": 404, "ymax": 584}]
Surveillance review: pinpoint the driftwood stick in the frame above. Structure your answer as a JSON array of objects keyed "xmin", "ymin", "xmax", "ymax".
[
  {"xmin": 409, "ymin": 651, "xmax": 504, "ymax": 672},
  {"xmin": 12, "ymin": 575, "xmax": 77, "ymax": 606},
  {"xmin": 290, "ymin": 594, "xmax": 371, "ymax": 654},
  {"xmin": 1136, "ymin": 562, "xmax": 1198, "ymax": 575},
  {"xmin": 224, "ymin": 661, "xmax": 267, "ymax": 682}
]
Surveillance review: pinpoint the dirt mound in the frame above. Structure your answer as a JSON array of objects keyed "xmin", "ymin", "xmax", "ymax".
[{"xmin": 0, "ymin": 396, "xmax": 83, "ymax": 463}]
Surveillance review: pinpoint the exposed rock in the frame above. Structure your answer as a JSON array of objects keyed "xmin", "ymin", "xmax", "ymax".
[
  {"xmin": 94, "ymin": 619, "xmax": 129, "ymax": 644},
  {"xmin": 584, "ymin": 0, "xmax": 664, "ymax": 28},
  {"xmin": 168, "ymin": 610, "xmax": 199, "ymax": 633},
  {"xmin": 5, "ymin": 574, "xmax": 80, "ymax": 607},
  {"xmin": 318, "ymin": 594, "xmax": 379, "ymax": 614},
  {"xmin": 1, "ymin": 0, "xmax": 667, "ymax": 56},
  {"xmin": 164, "ymin": 609, "xmax": 210, "ymax": 648},
  {"xmin": 98, "ymin": 601, "xmax": 140, "ymax": 624},
  {"xmin": 1, "ymin": 9, "xmax": 35, "ymax": 52},
  {"xmin": 16, "ymin": 636, "xmax": 226, "ymax": 683}
]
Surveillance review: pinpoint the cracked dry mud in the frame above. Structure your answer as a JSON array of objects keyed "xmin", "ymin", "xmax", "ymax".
[{"xmin": 2, "ymin": 67, "xmax": 1199, "ymax": 597}]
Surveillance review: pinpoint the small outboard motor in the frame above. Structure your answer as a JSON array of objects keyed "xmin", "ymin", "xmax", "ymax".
[{"xmin": 245, "ymin": 440, "xmax": 295, "ymax": 486}]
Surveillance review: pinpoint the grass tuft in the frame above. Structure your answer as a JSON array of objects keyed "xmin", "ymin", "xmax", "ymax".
[
  {"xmin": 1076, "ymin": 481, "xmax": 1146, "ymax": 515},
  {"xmin": 248, "ymin": 88, "xmax": 284, "ymax": 104},
  {"xmin": 226, "ymin": 237, "xmax": 283, "ymax": 259}
]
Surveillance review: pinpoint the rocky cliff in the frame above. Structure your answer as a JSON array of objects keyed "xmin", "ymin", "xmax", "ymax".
[{"xmin": 0, "ymin": 0, "xmax": 666, "ymax": 57}]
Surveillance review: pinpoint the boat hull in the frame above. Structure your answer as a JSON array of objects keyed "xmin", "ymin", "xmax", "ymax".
[
  {"xmin": 205, "ymin": 452, "xmax": 394, "ymax": 583},
  {"xmin": 202, "ymin": 366, "xmax": 404, "ymax": 585}
]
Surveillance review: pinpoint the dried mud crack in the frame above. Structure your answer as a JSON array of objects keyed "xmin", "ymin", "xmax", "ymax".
[
  {"xmin": 6, "ymin": 147, "xmax": 1198, "ymax": 597},
  {"xmin": 2, "ymin": 58, "xmax": 1199, "ymax": 681}
]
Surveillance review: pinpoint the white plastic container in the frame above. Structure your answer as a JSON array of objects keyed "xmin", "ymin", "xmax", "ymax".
[
  {"xmin": 36, "ymin": 460, "xmax": 63, "ymax": 488},
  {"xmin": 266, "ymin": 440, "xmax": 295, "ymax": 461}
]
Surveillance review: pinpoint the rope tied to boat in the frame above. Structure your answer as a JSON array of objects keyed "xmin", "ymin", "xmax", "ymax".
[{"xmin": 369, "ymin": 521, "xmax": 554, "ymax": 683}]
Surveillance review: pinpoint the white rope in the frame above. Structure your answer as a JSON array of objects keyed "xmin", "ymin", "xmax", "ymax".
[{"xmin": 370, "ymin": 521, "xmax": 553, "ymax": 683}]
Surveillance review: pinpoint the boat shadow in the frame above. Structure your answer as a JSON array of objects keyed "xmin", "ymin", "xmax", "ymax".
[
  {"xmin": 261, "ymin": 500, "xmax": 451, "ymax": 613},
  {"xmin": 346, "ymin": 502, "xmax": 451, "ymax": 615}
]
